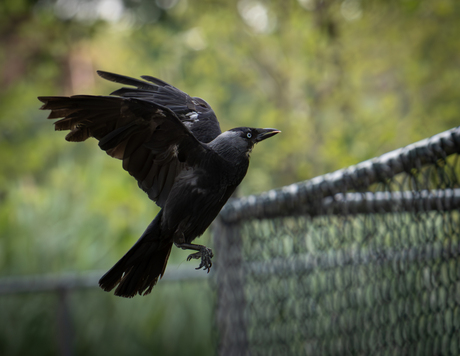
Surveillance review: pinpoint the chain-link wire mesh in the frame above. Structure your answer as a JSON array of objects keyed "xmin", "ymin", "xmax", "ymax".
[{"xmin": 213, "ymin": 127, "xmax": 460, "ymax": 356}]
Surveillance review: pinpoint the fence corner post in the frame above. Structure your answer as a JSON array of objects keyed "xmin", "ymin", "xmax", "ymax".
[{"xmin": 213, "ymin": 217, "xmax": 249, "ymax": 356}]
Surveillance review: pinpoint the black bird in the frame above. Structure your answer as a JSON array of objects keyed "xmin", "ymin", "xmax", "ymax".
[{"xmin": 38, "ymin": 71, "xmax": 280, "ymax": 298}]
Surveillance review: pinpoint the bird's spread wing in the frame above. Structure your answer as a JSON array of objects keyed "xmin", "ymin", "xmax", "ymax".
[
  {"xmin": 38, "ymin": 93, "xmax": 211, "ymax": 207},
  {"xmin": 97, "ymin": 71, "xmax": 222, "ymax": 143}
]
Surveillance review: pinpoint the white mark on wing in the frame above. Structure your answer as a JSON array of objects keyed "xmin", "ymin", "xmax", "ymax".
[
  {"xmin": 186, "ymin": 111, "xmax": 199, "ymax": 121},
  {"xmin": 172, "ymin": 144, "xmax": 179, "ymax": 158}
]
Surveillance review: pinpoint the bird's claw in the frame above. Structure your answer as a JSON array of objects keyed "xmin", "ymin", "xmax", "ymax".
[{"xmin": 187, "ymin": 247, "xmax": 213, "ymax": 273}]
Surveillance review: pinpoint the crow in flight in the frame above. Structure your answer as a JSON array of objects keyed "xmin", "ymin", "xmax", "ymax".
[{"xmin": 38, "ymin": 71, "xmax": 280, "ymax": 297}]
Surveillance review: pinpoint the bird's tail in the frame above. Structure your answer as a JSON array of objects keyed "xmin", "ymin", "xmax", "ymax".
[{"xmin": 99, "ymin": 210, "xmax": 173, "ymax": 297}]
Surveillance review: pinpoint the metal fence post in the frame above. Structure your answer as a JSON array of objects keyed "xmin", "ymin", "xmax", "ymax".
[
  {"xmin": 56, "ymin": 288, "xmax": 74, "ymax": 356},
  {"xmin": 213, "ymin": 218, "xmax": 249, "ymax": 356}
]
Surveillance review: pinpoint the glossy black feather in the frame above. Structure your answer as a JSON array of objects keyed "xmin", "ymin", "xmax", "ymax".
[{"xmin": 98, "ymin": 70, "xmax": 222, "ymax": 143}]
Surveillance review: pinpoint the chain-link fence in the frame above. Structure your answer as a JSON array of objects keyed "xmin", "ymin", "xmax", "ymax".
[{"xmin": 213, "ymin": 127, "xmax": 460, "ymax": 356}]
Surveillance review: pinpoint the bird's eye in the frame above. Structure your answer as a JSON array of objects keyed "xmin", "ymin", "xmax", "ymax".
[{"xmin": 246, "ymin": 132, "xmax": 252, "ymax": 139}]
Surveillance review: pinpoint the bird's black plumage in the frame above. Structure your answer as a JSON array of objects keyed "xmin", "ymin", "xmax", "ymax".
[{"xmin": 38, "ymin": 71, "xmax": 280, "ymax": 297}]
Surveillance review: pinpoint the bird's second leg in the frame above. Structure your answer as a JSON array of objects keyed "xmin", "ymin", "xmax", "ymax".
[{"xmin": 174, "ymin": 242, "xmax": 214, "ymax": 272}]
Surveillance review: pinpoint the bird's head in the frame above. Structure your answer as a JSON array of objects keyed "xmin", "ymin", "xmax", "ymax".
[
  {"xmin": 228, "ymin": 127, "xmax": 281, "ymax": 155},
  {"xmin": 209, "ymin": 127, "xmax": 280, "ymax": 159}
]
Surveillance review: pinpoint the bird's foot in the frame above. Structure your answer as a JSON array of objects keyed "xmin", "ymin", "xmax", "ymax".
[{"xmin": 187, "ymin": 247, "xmax": 214, "ymax": 273}]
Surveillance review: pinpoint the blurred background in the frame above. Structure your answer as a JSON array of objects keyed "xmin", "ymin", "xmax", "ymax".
[{"xmin": 0, "ymin": 0, "xmax": 459, "ymax": 355}]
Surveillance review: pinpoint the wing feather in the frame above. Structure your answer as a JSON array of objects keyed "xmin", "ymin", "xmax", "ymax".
[
  {"xmin": 38, "ymin": 90, "xmax": 212, "ymax": 208},
  {"xmin": 97, "ymin": 71, "xmax": 221, "ymax": 143}
]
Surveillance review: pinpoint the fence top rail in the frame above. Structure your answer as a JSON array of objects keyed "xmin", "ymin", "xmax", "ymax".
[{"xmin": 219, "ymin": 126, "xmax": 460, "ymax": 223}]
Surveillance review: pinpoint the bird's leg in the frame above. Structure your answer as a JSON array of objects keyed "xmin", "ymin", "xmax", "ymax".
[{"xmin": 174, "ymin": 243, "xmax": 214, "ymax": 273}]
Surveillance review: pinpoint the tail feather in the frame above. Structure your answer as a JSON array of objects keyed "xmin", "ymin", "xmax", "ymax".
[{"xmin": 99, "ymin": 210, "xmax": 172, "ymax": 298}]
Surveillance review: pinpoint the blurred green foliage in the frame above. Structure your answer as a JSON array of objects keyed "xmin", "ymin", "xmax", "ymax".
[{"xmin": 0, "ymin": 0, "xmax": 459, "ymax": 355}]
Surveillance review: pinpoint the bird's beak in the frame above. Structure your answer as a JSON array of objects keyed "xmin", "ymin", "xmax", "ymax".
[{"xmin": 255, "ymin": 128, "xmax": 281, "ymax": 142}]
